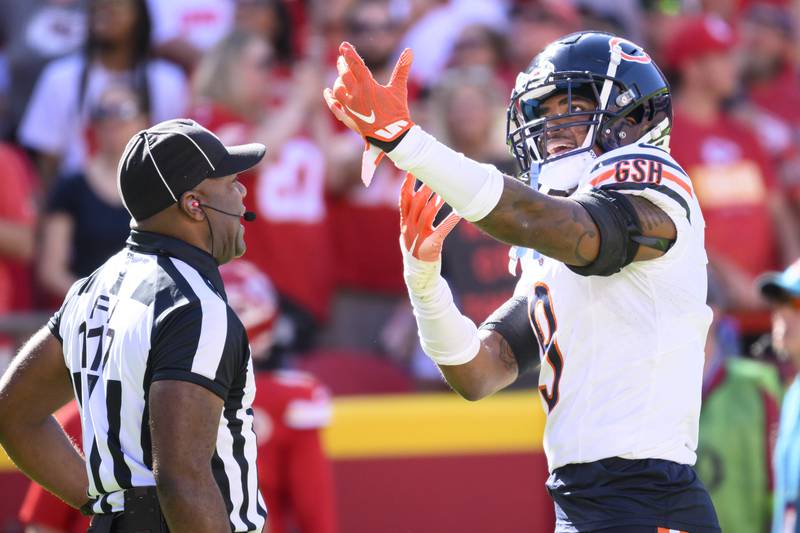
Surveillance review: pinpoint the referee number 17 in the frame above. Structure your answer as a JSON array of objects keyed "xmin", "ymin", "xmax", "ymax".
[{"xmin": 78, "ymin": 294, "xmax": 116, "ymax": 390}]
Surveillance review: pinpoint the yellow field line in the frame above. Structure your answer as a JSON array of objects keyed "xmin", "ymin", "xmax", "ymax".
[{"xmin": 1, "ymin": 390, "xmax": 546, "ymax": 472}]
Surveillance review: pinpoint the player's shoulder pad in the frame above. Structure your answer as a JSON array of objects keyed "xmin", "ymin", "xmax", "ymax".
[
  {"xmin": 579, "ymin": 143, "xmax": 695, "ymax": 220},
  {"xmin": 584, "ymin": 143, "xmax": 690, "ymax": 188}
]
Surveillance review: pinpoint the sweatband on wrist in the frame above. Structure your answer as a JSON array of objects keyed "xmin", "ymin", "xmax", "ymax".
[
  {"xmin": 367, "ymin": 129, "xmax": 410, "ymax": 152},
  {"xmin": 401, "ymin": 241, "xmax": 480, "ymax": 366},
  {"xmin": 386, "ymin": 126, "xmax": 505, "ymax": 222}
]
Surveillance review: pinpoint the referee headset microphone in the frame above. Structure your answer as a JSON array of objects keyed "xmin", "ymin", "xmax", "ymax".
[
  {"xmin": 143, "ymin": 138, "xmax": 256, "ymax": 258},
  {"xmin": 191, "ymin": 200, "xmax": 257, "ymax": 222}
]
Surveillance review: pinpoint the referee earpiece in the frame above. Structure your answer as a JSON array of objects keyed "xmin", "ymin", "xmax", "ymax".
[{"xmin": 182, "ymin": 196, "xmax": 206, "ymax": 220}]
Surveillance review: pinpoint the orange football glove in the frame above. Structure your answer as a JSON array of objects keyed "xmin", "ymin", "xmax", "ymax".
[
  {"xmin": 323, "ymin": 42, "xmax": 415, "ymax": 187},
  {"xmin": 399, "ymin": 172, "xmax": 460, "ymax": 263}
]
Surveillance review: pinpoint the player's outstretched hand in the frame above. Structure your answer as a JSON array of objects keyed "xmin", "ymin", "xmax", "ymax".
[
  {"xmin": 323, "ymin": 42, "xmax": 415, "ymax": 187},
  {"xmin": 399, "ymin": 172, "xmax": 460, "ymax": 263},
  {"xmin": 323, "ymin": 42, "xmax": 414, "ymax": 143}
]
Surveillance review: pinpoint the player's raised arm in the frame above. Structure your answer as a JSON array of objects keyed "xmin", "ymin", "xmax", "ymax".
[
  {"xmin": 324, "ymin": 42, "xmax": 676, "ymax": 272},
  {"xmin": 398, "ymin": 173, "xmax": 538, "ymax": 400}
]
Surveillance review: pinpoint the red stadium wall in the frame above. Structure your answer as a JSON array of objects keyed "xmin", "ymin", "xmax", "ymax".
[
  {"xmin": 0, "ymin": 391, "xmax": 553, "ymax": 533},
  {"xmin": 334, "ymin": 454, "xmax": 552, "ymax": 533}
]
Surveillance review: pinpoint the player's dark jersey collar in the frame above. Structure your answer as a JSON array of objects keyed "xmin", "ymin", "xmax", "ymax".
[{"xmin": 126, "ymin": 230, "xmax": 226, "ymax": 298}]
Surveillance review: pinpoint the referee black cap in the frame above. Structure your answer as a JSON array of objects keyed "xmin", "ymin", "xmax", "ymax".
[{"xmin": 118, "ymin": 118, "xmax": 266, "ymax": 221}]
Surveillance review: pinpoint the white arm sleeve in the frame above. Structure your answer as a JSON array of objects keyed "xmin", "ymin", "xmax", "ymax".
[
  {"xmin": 401, "ymin": 238, "xmax": 480, "ymax": 366},
  {"xmin": 387, "ymin": 126, "xmax": 505, "ymax": 222}
]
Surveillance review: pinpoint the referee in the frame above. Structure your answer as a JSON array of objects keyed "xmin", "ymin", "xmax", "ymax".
[{"xmin": 0, "ymin": 119, "xmax": 267, "ymax": 532}]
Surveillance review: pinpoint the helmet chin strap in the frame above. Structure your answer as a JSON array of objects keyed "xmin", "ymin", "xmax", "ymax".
[{"xmin": 636, "ymin": 117, "xmax": 671, "ymax": 151}]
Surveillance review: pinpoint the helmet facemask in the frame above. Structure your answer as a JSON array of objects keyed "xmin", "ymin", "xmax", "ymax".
[{"xmin": 507, "ymin": 72, "xmax": 672, "ymax": 187}]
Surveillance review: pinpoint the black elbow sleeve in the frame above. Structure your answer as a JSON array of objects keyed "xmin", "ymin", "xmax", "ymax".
[
  {"xmin": 479, "ymin": 295, "xmax": 539, "ymax": 376},
  {"xmin": 567, "ymin": 189, "xmax": 642, "ymax": 277}
]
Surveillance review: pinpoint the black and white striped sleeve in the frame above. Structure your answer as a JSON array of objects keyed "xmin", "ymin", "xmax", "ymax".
[
  {"xmin": 149, "ymin": 300, "xmax": 247, "ymax": 400},
  {"xmin": 47, "ymin": 306, "xmax": 65, "ymax": 343},
  {"xmin": 48, "ymin": 274, "xmax": 94, "ymax": 343}
]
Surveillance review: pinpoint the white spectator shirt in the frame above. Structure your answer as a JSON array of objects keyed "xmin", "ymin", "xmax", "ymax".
[
  {"xmin": 515, "ymin": 142, "xmax": 712, "ymax": 472},
  {"xmin": 146, "ymin": 0, "xmax": 234, "ymax": 50},
  {"xmin": 18, "ymin": 54, "xmax": 187, "ymax": 176}
]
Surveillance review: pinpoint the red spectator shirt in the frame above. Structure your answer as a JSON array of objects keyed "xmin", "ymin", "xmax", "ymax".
[
  {"xmin": 193, "ymin": 104, "xmax": 335, "ymax": 322},
  {"xmin": 745, "ymin": 67, "xmax": 800, "ymax": 201},
  {"xmin": 18, "ymin": 401, "xmax": 90, "ymax": 533},
  {"xmin": 328, "ymin": 142, "xmax": 406, "ymax": 294},
  {"xmin": 252, "ymin": 370, "xmax": 337, "ymax": 533},
  {"xmin": 0, "ymin": 144, "xmax": 37, "ymax": 313},
  {"xmin": 671, "ymin": 107, "xmax": 780, "ymax": 277},
  {"xmin": 748, "ymin": 68, "xmax": 800, "ymax": 131}
]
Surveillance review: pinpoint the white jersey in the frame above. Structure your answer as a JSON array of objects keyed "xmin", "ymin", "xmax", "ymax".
[{"xmin": 516, "ymin": 142, "xmax": 711, "ymax": 472}]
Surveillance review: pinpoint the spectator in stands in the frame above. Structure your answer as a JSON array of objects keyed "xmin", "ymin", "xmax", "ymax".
[
  {"xmin": 36, "ymin": 84, "xmax": 144, "ymax": 300},
  {"xmin": 428, "ymin": 66, "xmax": 510, "ymax": 173},
  {"xmin": 235, "ymin": 0, "xmax": 300, "ymax": 68},
  {"xmin": 146, "ymin": 0, "xmax": 235, "ymax": 73},
  {"xmin": 666, "ymin": 16, "xmax": 800, "ymax": 318},
  {"xmin": 506, "ymin": 0, "xmax": 579, "ymax": 76},
  {"xmin": 696, "ymin": 275, "xmax": 781, "ymax": 533},
  {"xmin": 220, "ymin": 259, "xmax": 337, "ymax": 533},
  {"xmin": 192, "ymin": 30, "xmax": 332, "ymax": 351},
  {"xmin": 0, "ymin": 144, "xmax": 37, "ymax": 370},
  {"xmin": 574, "ymin": 1, "xmax": 634, "ymax": 40},
  {"xmin": 397, "ymin": 0, "xmax": 507, "ymax": 89},
  {"xmin": 0, "ymin": 0, "xmax": 87, "ymax": 139},
  {"xmin": 446, "ymin": 24, "xmax": 506, "ymax": 77},
  {"xmin": 756, "ymin": 260, "xmax": 800, "ymax": 533},
  {"xmin": 18, "ymin": 0, "xmax": 187, "ymax": 184},
  {"xmin": 739, "ymin": 2, "xmax": 799, "ymax": 121},
  {"xmin": 233, "ymin": 0, "xmax": 311, "ymax": 107},
  {"xmin": 697, "ymin": 0, "xmax": 742, "ymax": 23},
  {"xmin": 736, "ymin": 2, "xmax": 800, "ymax": 205}
]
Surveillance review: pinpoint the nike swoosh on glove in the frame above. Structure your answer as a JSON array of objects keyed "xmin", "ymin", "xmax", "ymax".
[{"xmin": 323, "ymin": 42, "xmax": 414, "ymax": 187}]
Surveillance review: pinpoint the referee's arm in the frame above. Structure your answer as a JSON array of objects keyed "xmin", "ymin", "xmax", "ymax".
[
  {"xmin": 150, "ymin": 380, "xmax": 229, "ymax": 532},
  {"xmin": 148, "ymin": 300, "xmax": 246, "ymax": 532},
  {"xmin": 0, "ymin": 327, "xmax": 89, "ymax": 509}
]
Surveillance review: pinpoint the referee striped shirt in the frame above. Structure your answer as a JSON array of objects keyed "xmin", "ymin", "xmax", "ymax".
[{"xmin": 49, "ymin": 230, "xmax": 266, "ymax": 532}]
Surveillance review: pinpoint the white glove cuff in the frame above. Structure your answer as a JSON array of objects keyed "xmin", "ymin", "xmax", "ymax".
[
  {"xmin": 401, "ymin": 238, "xmax": 480, "ymax": 366},
  {"xmin": 388, "ymin": 126, "xmax": 505, "ymax": 222}
]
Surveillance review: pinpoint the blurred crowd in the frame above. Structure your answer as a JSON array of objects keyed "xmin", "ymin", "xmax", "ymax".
[{"xmin": 4, "ymin": 0, "xmax": 800, "ymax": 531}]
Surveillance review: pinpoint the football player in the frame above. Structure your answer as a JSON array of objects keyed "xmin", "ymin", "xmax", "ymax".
[
  {"xmin": 220, "ymin": 260, "xmax": 337, "ymax": 533},
  {"xmin": 324, "ymin": 32, "xmax": 720, "ymax": 532}
]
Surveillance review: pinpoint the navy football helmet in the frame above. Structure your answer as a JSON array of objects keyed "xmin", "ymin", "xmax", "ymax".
[{"xmin": 506, "ymin": 31, "xmax": 672, "ymax": 181}]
